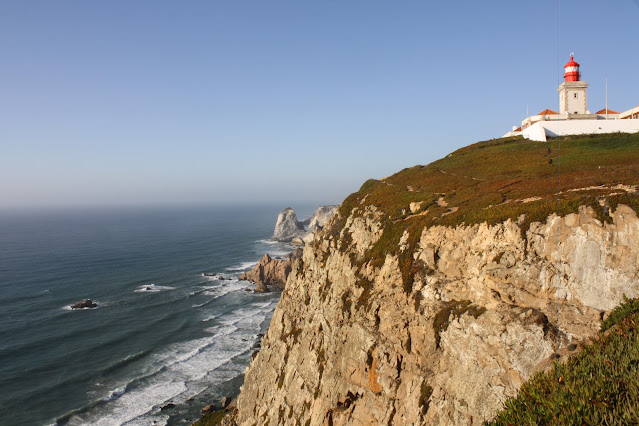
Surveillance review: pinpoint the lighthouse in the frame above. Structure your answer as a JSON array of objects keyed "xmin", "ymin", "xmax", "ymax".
[
  {"xmin": 558, "ymin": 54, "xmax": 589, "ymax": 115},
  {"xmin": 503, "ymin": 53, "xmax": 639, "ymax": 141}
]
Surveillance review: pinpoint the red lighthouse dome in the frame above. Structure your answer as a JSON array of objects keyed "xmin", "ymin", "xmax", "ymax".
[{"xmin": 564, "ymin": 55, "xmax": 580, "ymax": 82}]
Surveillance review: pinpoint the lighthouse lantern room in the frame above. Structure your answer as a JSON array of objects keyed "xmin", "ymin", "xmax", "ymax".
[{"xmin": 558, "ymin": 54, "xmax": 588, "ymax": 115}]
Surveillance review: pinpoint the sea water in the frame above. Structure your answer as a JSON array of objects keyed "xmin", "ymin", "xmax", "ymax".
[{"xmin": 0, "ymin": 205, "xmax": 314, "ymax": 425}]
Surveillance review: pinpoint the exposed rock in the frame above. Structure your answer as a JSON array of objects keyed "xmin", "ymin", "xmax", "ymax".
[
  {"xmin": 272, "ymin": 208, "xmax": 306, "ymax": 242},
  {"xmin": 201, "ymin": 404, "xmax": 216, "ymax": 415},
  {"xmin": 291, "ymin": 237, "xmax": 305, "ymax": 246},
  {"xmin": 239, "ymin": 249, "xmax": 303, "ymax": 292},
  {"xmin": 221, "ymin": 397, "xmax": 232, "ymax": 408},
  {"xmin": 160, "ymin": 403, "xmax": 175, "ymax": 411},
  {"xmin": 71, "ymin": 299, "xmax": 97, "ymax": 309},
  {"xmin": 230, "ymin": 204, "xmax": 639, "ymax": 425},
  {"xmin": 272, "ymin": 206, "xmax": 338, "ymax": 245},
  {"xmin": 307, "ymin": 205, "xmax": 339, "ymax": 232},
  {"xmin": 254, "ymin": 281, "xmax": 269, "ymax": 293}
]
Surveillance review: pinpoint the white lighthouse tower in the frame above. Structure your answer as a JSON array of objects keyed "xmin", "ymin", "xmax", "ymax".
[{"xmin": 558, "ymin": 55, "xmax": 588, "ymax": 115}]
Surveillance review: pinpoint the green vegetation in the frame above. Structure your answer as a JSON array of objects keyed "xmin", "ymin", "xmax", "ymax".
[
  {"xmin": 193, "ymin": 408, "xmax": 232, "ymax": 426},
  {"xmin": 601, "ymin": 295, "xmax": 639, "ymax": 332},
  {"xmin": 325, "ymin": 133, "xmax": 639, "ymax": 294},
  {"xmin": 486, "ymin": 297, "xmax": 639, "ymax": 425}
]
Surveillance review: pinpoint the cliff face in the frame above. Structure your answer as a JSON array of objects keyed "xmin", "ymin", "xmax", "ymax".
[
  {"xmin": 229, "ymin": 135, "xmax": 639, "ymax": 424},
  {"xmin": 232, "ymin": 204, "xmax": 639, "ymax": 425}
]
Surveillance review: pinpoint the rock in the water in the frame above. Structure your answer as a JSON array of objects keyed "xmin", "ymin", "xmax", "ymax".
[
  {"xmin": 239, "ymin": 249, "xmax": 302, "ymax": 291},
  {"xmin": 272, "ymin": 208, "xmax": 306, "ymax": 242},
  {"xmin": 290, "ymin": 237, "xmax": 304, "ymax": 246},
  {"xmin": 71, "ymin": 299, "xmax": 97, "ymax": 309},
  {"xmin": 160, "ymin": 403, "xmax": 175, "ymax": 411},
  {"xmin": 254, "ymin": 281, "xmax": 270, "ymax": 293}
]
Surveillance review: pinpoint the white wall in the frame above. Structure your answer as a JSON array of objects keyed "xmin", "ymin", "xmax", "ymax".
[{"xmin": 522, "ymin": 119, "xmax": 639, "ymax": 142}]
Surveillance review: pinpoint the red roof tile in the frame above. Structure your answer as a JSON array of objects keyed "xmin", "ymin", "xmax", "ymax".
[{"xmin": 596, "ymin": 108, "xmax": 620, "ymax": 114}]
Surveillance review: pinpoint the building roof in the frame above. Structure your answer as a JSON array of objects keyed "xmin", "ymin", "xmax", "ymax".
[
  {"xmin": 538, "ymin": 109, "xmax": 558, "ymax": 115},
  {"xmin": 596, "ymin": 108, "xmax": 620, "ymax": 115}
]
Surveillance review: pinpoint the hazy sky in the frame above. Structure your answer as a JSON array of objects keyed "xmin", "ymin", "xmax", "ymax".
[{"xmin": 2, "ymin": 1, "xmax": 638, "ymax": 209}]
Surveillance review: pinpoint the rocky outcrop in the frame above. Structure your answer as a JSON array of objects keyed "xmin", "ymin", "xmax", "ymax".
[
  {"xmin": 229, "ymin": 204, "xmax": 639, "ymax": 425},
  {"xmin": 272, "ymin": 206, "xmax": 339, "ymax": 244},
  {"xmin": 307, "ymin": 205, "xmax": 339, "ymax": 232},
  {"xmin": 71, "ymin": 299, "xmax": 97, "ymax": 309},
  {"xmin": 240, "ymin": 249, "xmax": 302, "ymax": 292},
  {"xmin": 272, "ymin": 208, "xmax": 306, "ymax": 242}
]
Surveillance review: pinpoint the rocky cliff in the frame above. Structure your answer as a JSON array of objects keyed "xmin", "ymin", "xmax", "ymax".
[
  {"xmin": 307, "ymin": 206, "xmax": 339, "ymax": 232},
  {"xmin": 240, "ymin": 249, "xmax": 302, "ymax": 292},
  {"xmin": 272, "ymin": 206, "xmax": 339, "ymax": 244},
  {"xmin": 225, "ymin": 134, "xmax": 639, "ymax": 424}
]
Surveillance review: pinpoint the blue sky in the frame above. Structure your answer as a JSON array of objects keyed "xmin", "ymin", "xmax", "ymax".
[{"xmin": 1, "ymin": 1, "xmax": 638, "ymax": 209}]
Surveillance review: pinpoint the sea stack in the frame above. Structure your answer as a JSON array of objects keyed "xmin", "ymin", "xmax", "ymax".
[{"xmin": 272, "ymin": 208, "xmax": 306, "ymax": 242}]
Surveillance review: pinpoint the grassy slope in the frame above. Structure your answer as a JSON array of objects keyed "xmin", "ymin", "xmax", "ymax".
[
  {"xmin": 327, "ymin": 133, "xmax": 639, "ymax": 293},
  {"xmin": 486, "ymin": 297, "xmax": 639, "ymax": 425}
]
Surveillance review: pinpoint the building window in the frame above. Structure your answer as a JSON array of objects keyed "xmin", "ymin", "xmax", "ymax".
[{"xmin": 574, "ymin": 93, "xmax": 578, "ymax": 99}]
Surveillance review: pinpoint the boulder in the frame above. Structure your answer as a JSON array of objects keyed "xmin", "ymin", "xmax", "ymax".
[
  {"xmin": 71, "ymin": 299, "xmax": 97, "ymax": 309},
  {"xmin": 272, "ymin": 208, "xmax": 306, "ymax": 242},
  {"xmin": 302, "ymin": 232, "xmax": 316, "ymax": 245}
]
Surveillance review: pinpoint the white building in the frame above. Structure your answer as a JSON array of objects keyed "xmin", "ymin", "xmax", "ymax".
[{"xmin": 504, "ymin": 56, "xmax": 639, "ymax": 141}]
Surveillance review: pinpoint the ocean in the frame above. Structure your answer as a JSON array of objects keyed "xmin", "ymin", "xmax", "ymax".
[{"xmin": 0, "ymin": 205, "xmax": 314, "ymax": 425}]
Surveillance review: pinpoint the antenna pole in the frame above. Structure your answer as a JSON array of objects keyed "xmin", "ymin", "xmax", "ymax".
[{"xmin": 606, "ymin": 74, "xmax": 608, "ymax": 120}]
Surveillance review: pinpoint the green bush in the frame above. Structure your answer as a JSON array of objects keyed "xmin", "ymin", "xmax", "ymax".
[{"xmin": 601, "ymin": 295, "xmax": 639, "ymax": 332}]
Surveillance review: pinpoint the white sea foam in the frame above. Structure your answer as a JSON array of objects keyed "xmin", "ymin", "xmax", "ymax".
[
  {"xmin": 102, "ymin": 387, "xmax": 126, "ymax": 402},
  {"xmin": 62, "ymin": 302, "xmax": 102, "ymax": 311},
  {"xmin": 226, "ymin": 261, "xmax": 258, "ymax": 271},
  {"xmin": 63, "ymin": 297, "xmax": 277, "ymax": 425},
  {"xmin": 201, "ymin": 314, "xmax": 217, "ymax": 322},
  {"xmin": 256, "ymin": 239, "xmax": 278, "ymax": 245},
  {"xmin": 133, "ymin": 284, "xmax": 174, "ymax": 293},
  {"xmin": 201, "ymin": 280, "xmax": 247, "ymax": 298}
]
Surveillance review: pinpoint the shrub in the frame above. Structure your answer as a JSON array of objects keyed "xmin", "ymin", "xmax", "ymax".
[{"xmin": 601, "ymin": 295, "xmax": 639, "ymax": 332}]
